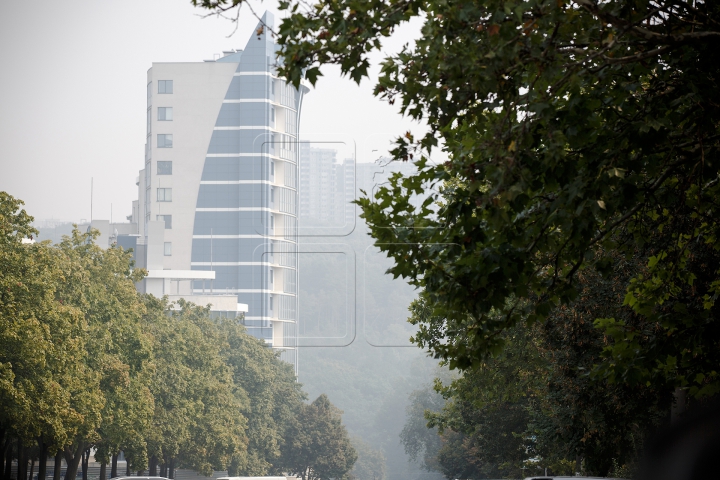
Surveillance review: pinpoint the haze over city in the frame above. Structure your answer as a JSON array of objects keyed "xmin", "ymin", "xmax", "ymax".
[{"xmin": 0, "ymin": 0, "xmax": 427, "ymax": 224}]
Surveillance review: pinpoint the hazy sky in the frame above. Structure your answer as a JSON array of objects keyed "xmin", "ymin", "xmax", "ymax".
[{"xmin": 0, "ymin": 0, "xmax": 428, "ymax": 224}]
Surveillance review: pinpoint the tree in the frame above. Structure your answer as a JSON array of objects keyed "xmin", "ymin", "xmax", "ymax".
[
  {"xmin": 399, "ymin": 383, "xmax": 444, "ymax": 474},
  {"xmin": 193, "ymin": 0, "xmax": 720, "ymax": 398},
  {"xmin": 418, "ymin": 305, "xmax": 547, "ymax": 479},
  {"xmin": 349, "ymin": 437, "xmax": 386, "ymax": 480},
  {"xmin": 51, "ymin": 228, "xmax": 154, "ymax": 480},
  {"xmin": 282, "ymin": 394, "xmax": 357, "ymax": 480},
  {"xmin": 532, "ymin": 252, "xmax": 670, "ymax": 476},
  {"xmin": 215, "ymin": 317, "xmax": 305, "ymax": 476},
  {"xmin": 402, "ymin": 258, "xmax": 674, "ymax": 477},
  {"xmin": 142, "ymin": 298, "xmax": 247, "ymax": 477},
  {"xmin": 2, "ymin": 194, "xmax": 317, "ymax": 480},
  {"xmin": 0, "ymin": 193, "xmax": 100, "ymax": 480}
]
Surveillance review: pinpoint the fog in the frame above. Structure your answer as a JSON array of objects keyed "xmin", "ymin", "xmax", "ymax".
[{"xmin": 0, "ymin": 0, "xmax": 427, "ymax": 223}]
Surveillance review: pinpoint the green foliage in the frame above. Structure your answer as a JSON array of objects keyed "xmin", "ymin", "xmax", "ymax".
[
  {"xmin": 141, "ymin": 298, "xmax": 247, "ymax": 476},
  {"xmin": 243, "ymin": 0, "xmax": 720, "ymax": 399},
  {"xmin": 416, "ymin": 301, "xmax": 546, "ymax": 479},
  {"xmin": 399, "ymin": 381, "xmax": 444, "ymax": 474},
  {"xmin": 54, "ymin": 227, "xmax": 152, "ymax": 473},
  {"xmin": 401, "ymin": 260, "xmax": 672, "ymax": 477},
  {"xmin": 282, "ymin": 394, "xmax": 358, "ymax": 480},
  {"xmin": 1, "ymin": 192, "xmax": 354, "ymax": 479},
  {"xmin": 349, "ymin": 437, "xmax": 386, "ymax": 480},
  {"xmin": 215, "ymin": 316, "xmax": 305, "ymax": 476},
  {"xmin": 0, "ymin": 193, "xmax": 92, "ymax": 452},
  {"xmin": 533, "ymin": 252, "xmax": 669, "ymax": 475}
]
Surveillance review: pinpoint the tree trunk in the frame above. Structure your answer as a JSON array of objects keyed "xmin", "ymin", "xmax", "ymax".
[
  {"xmin": 81, "ymin": 449, "xmax": 89, "ymax": 480},
  {"xmin": 159, "ymin": 463, "xmax": 166, "ymax": 478},
  {"xmin": 149, "ymin": 456, "xmax": 158, "ymax": 477},
  {"xmin": 4, "ymin": 439, "xmax": 14, "ymax": 480},
  {"xmin": 125, "ymin": 456, "xmax": 130, "ymax": 477},
  {"xmin": 29, "ymin": 458, "xmax": 35, "ymax": 480},
  {"xmin": 18, "ymin": 444, "xmax": 28, "ymax": 480},
  {"xmin": 574, "ymin": 455, "xmax": 582, "ymax": 475},
  {"xmin": 63, "ymin": 443, "xmax": 85, "ymax": 480},
  {"xmin": 168, "ymin": 458, "xmax": 174, "ymax": 480},
  {"xmin": 52, "ymin": 451, "xmax": 62, "ymax": 480},
  {"xmin": 0, "ymin": 430, "xmax": 5, "ymax": 480},
  {"xmin": 671, "ymin": 387, "xmax": 687, "ymax": 422},
  {"xmin": 0, "ymin": 436, "xmax": 7, "ymax": 480},
  {"xmin": 110, "ymin": 455, "xmax": 117, "ymax": 479},
  {"xmin": 37, "ymin": 439, "xmax": 48, "ymax": 480},
  {"xmin": 99, "ymin": 462, "xmax": 106, "ymax": 480}
]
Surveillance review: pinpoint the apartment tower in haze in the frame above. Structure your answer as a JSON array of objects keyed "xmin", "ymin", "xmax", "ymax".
[{"xmin": 117, "ymin": 12, "xmax": 306, "ymax": 369}]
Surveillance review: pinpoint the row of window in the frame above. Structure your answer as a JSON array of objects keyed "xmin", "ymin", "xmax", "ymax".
[
  {"xmin": 155, "ymin": 78, "xmax": 173, "ymax": 241},
  {"xmin": 154, "ymin": 75, "xmax": 172, "ymax": 225}
]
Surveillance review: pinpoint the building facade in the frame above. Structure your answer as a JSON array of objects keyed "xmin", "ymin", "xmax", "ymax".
[
  {"xmin": 298, "ymin": 144, "xmax": 337, "ymax": 224},
  {"xmin": 297, "ymin": 148, "xmax": 418, "ymax": 228},
  {"xmin": 97, "ymin": 12, "xmax": 306, "ymax": 370}
]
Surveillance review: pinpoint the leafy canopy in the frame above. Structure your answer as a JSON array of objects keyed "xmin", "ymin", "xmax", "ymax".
[{"xmin": 193, "ymin": 0, "xmax": 720, "ymax": 396}]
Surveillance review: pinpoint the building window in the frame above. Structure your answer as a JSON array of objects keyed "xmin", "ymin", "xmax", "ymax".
[
  {"xmin": 157, "ymin": 161, "xmax": 172, "ymax": 175},
  {"xmin": 146, "ymin": 108, "xmax": 151, "ymax": 135},
  {"xmin": 270, "ymin": 161, "xmax": 275, "ymax": 176},
  {"xmin": 164, "ymin": 242, "xmax": 172, "ymax": 256},
  {"xmin": 157, "ymin": 188, "xmax": 172, "ymax": 202},
  {"xmin": 157, "ymin": 215, "xmax": 172, "ymax": 229},
  {"xmin": 158, "ymin": 107, "xmax": 173, "ymax": 121},
  {"xmin": 157, "ymin": 134, "xmax": 173, "ymax": 148},
  {"xmin": 270, "ymin": 269, "xmax": 274, "ymax": 285},
  {"xmin": 269, "ymin": 296, "xmax": 274, "ymax": 311},
  {"xmin": 270, "ymin": 107, "xmax": 275, "ymax": 123},
  {"xmin": 158, "ymin": 80, "xmax": 173, "ymax": 94},
  {"xmin": 270, "ymin": 215, "xmax": 274, "ymax": 229}
]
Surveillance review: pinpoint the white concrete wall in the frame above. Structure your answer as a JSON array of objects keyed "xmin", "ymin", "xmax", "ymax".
[{"xmin": 147, "ymin": 62, "xmax": 238, "ymax": 273}]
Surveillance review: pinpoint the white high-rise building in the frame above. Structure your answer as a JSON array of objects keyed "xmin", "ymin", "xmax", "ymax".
[{"xmin": 93, "ymin": 12, "xmax": 307, "ymax": 370}]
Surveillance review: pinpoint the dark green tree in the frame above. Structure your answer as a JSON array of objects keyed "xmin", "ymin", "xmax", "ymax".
[
  {"xmin": 402, "ymin": 255, "xmax": 674, "ymax": 477},
  {"xmin": 0, "ymin": 193, "xmax": 93, "ymax": 480},
  {"xmin": 142, "ymin": 298, "xmax": 247, "ymax": 477},
  {"xmin": 282, "ymin": 394, "xmax": 357, "ymax": 480},
  {"xmin": 193, "ymin": 0, "xmax": 720, "ymax": 398},
  {"xmin": 419, "ymin": 304, "xmax": 547, "ymax": 479},
  {"xmin": 531, "ymin": 252, "xmax": 670, "ymax": 476},
  {"xmin": 52, "ymin": 228, "xmax": 153, "ymax": 480},
  {"xmin": 215, "ymin": 317, "xmax": 305, "ymax": 476}
]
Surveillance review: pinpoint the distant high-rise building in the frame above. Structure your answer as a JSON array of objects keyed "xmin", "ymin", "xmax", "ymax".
[
  {"xmin": 298, "ymin": 150, "xmax": 417, "ymax": 227},
  {"xmin": 299, "ymin": 144, "xmax": 337, "ymax": 224}
]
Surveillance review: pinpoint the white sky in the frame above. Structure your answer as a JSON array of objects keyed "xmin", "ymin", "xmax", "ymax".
[{"xmin": 0, "ymin": 0, "xmax": 430, "ymax": 224}]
